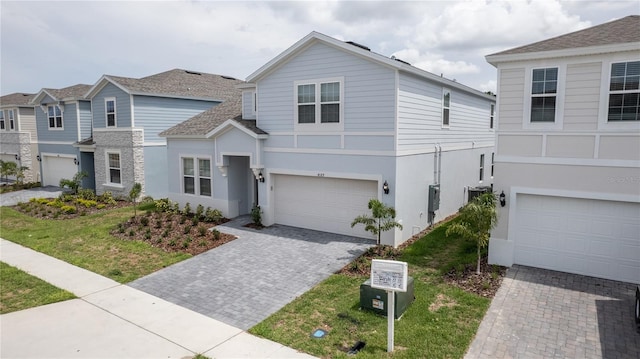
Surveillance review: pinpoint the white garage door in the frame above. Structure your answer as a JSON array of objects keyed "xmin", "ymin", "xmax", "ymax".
[
  {"xmin": 42, "ymin": 155, "xmax": 77, "ymax": 187},
  {"xmin": 514, "ymin": 194, "xmax": 640, "ymax": 283},
  {"xmin": 274, "ymin": 175, "xmax": 378, "ymax": 238}
]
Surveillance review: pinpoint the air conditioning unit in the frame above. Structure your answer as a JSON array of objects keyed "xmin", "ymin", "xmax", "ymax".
[{"xmin": 468, "ymin": 186, "xmax": 492, "ymax": 203}]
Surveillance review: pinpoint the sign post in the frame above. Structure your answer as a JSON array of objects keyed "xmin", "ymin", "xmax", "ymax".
[{"xmin": 370, "ymin": 259, "xmax": 408, "ymax": 353}]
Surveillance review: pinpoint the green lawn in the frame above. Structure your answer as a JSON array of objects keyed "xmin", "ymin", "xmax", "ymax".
[
  {"xmin": 0, "ymin": 206, "xmax": 191, "ymax": 283},
  {"xmin": 0, "ymin": 261, "xmax": 76, "ymax": 314},
  {"xmin": 250, "ymin": 221, "xmax": 491, "ymax": 358}
]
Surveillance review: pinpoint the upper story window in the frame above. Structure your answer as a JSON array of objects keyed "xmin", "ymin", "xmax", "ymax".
[
  {"xmin": 294, "ymin": 78, "xmax": 343, "ymax": 129},
  {"xmin": 491, "ymin": 152, "xmax": 494, "ymax": 178},
  {"xmin": 107, "ymin": 151, "xmax": 121, "ymax": 185},
  {"xmin": 608, "ymin": 61, "xmax": 639, "ymax": 121},
  {"xmin": 479, "ymin": 154, "xmax": 485, "ymax": 182},
  {"xmin": 490, "ymin": 103, "xmax": 495, "ymax": 129},
  {"xmin": 442, "ymin": 89, "xmax": 451, "ymax": 127},
  {"xmin": 8, "ymin": 109, "xmax": 15, "ymax": 130},
  {"xmin": 105, "ymin": 98, "xmax": 116, "ymax": 127},
  {"xmin": 530, "ymin": 67, "xmax": 557, "ymax": 122},
  {"xmin": 182, "ymin": 157, "xmax": 211, "ymax": 196},
  {"xmin": 47, "ymin": 105, "xmax": 63, "ymax": 129},
  {"xmin": 0, "ymin": 110, "xmax": 4, "ymax": 130}
]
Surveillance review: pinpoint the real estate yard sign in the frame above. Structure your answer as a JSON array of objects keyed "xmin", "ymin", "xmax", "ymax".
[{"xmin": 370, "ymin": 259, "xmax": 408, "ymax": 352}]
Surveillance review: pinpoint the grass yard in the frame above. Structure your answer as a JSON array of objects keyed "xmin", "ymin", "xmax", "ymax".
[
  {"xmin": 0, "ymin": 261, "xmax": 76, "ymax": 314},
  {"xmin": 0, "ymin": 206, "xmax": 191, "ymax": 283},
  {"xmin": 250, "ymin": 221, "xmax": 496, "ymax": 358}
]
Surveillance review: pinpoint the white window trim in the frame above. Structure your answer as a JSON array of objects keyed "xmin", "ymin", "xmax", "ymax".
[
  {"xmin": 523, "ymin": 66, "xmax": 565, "ymax": 130},
  {"xmin": 8, "ymin": 109, "xmax": 15, "ymax": 131},
  {"xmin": 598, "ymin": 57, "xmax": 640, "ymax": 131},
  {"xmin": 293, "ymin": 77, "xmax": 344, "ymax": 132},
  {"xmin": 442, "ymin": 88, "xmax": 451, "ymax": 128},
  {"xmin": 105, "ymin": 97, "xmax": 117, "ymax": 128},
  {"xmin": 490, "ymin": 103, "xmax": 495, "ymax": 129},
  {"xmin": 47, "ymin": 105, "xmax": 64, "ymax": 131},
  {"xmin": 479, "ymin": 153, "xmax": 485, "ymax": 183},
  {"xmin": 490, "ymin": 152, "xmax": 495, "ymax": 179},
  {"xmin": 0, "ymin": 110, "xmax": 5, "ymax": 130},
  {"xmin": 180, "ymin": 155, "xmax": 212, "ymax": 197},
  {"xmin": 105, "ymin": 149, "xmax": 123, "ymax": 187}
]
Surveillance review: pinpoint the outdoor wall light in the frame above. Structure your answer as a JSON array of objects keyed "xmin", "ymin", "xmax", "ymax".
[
  {"xmin": 74, "ymin": 158, "xmax": 79, "ymax": 166},
  {"xmin": 36, "ymin": 155, "xmax": 41, "ymax": 162},
  {"xmin": 383, "ymin": 181, "xmax": 390, "ymax": 194},
  {"xmin": 258, "ymin": 171, "xmax": 265, "ymax": 183},
  {"xmin": 14, "ymin": 154, "xmax": 20, "ymax": 161},
  {"xmin": 499, "ymin": 191, "xmax": 506, "ymax": 207}
]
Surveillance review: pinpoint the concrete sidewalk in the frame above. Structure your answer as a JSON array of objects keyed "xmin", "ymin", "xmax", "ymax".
[{"xmin": 0, "ymin": 239, "xmax": 316, "ymax": 359}]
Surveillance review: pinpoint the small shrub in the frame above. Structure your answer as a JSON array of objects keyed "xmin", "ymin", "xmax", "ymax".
[
  {"xmin": 96, "ymin": 204, "xmax": 106, "ymax": 209},
  {"xmin": 118, "ymin": 225, "xmax": 125, "ymax": 234},
  {"xmin": 155, "ymin": 237, "xmax": 163, "ymax": 244},
  {"xmin": 78, "ymin": 188, "xmax": 97, "ymax": 201},
  {"xmin": 155, "ymin": 220, "xmax": 163, "ymax": 229},
  {"xmin": 52, "ymin": 212, "xmax": 60, "ymax": 219},
  {"xmin": 196, "ymin": 204, "xmax": 205, "ymax": 219},
  {"xmin": 183, "ymin": 202, "xmax": 192, "ymax": 216},
  {"xmin": 140, "ymin": 217, "xmax": 149, "ymax": 227},
  {"xmin": 172, "ymin": 202, "xmax": 180, "ymax": 214},
  {"xmin": 128, "ymin": 230, "xmax": 135, "ymax": 237},
  {"xmin": 77, "ymin": 199, "xmax": 97, "ymax": 208},
  {"xmin": 80, "ymin": 211, "xmax": 87, "ymax": 216},
  {"xmin": 167, "ymin": 223, "xmax": 173, "ymax": 231},
  {"xmin": 98, "ymin": 191, "xmax": 117, "ymax": 205},
  {"xmin": 192, "ymin": 217, "xmax": 199, "ymax": 226},
  {"xmin": 211, "ymin": 228, "xmax": 221, "ymax": 240},
  {"xmin": 168, "ymin": 239, "xmax": 177, "ymax": 247},
  {"xmin": 204, "ymin": 208, "xmax": 223, "ymax": 223},
  {"xmin": 183, "ymin": 225, "xmax": 191, "ymax": 235},
  {"xmin": 197, "ymin": 226, "xmax": 207, "ymax": 237},
  {"xmin": 251, "ymin": 205, "xmax": 262, "ymax": 226},
  {"xmin": 60, "ymin": 205, "xmax": 76, "ymax": 214},
  {"xmin": 144, "ymin": 232, "xmax": 151, "ymax": 240},
  {"xmin": 154, "ymin": 198, "xmax": 173, "ymax": 213},
  {"xmin": 179, "ymin": 216, "xmax": 186, "ymax": 224},
  {"xmin": 162, "ymin": 229, "xmax": 169, "ymax": 238},
  {"xmin": 198, "ymin": 240, "xmax": 207, "ymax": 247},
  {"xmin": 141, "ymin": 196, "xmax": 155, "ymax": 204}
]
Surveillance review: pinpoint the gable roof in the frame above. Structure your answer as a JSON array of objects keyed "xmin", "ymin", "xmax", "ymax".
[
  {"xmin": 0, "ymin": 93, "xmax": 35, "ymax": 107},
  {"xmin": 30, "ymin": 84, "xmax": 92, "ymax": 104},
  {"xmin": 487, "ymin": 15, "xmax": 640, "ymax": 65},
  {"xmin": 85, "ymin": 69, "xmax": 243, "ymax": 101},
  {"xmin": 247, "ymin": 31, "xmax": 494, "ymax": 100},
  {"xmin": 160, "ymin": 95, "xmax": 267, "ymax": 138}
]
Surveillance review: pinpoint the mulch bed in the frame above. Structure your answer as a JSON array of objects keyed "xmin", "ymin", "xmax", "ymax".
[{"xmin": 12, "ymin": 198, "xmax": 130, "ymax": 220}]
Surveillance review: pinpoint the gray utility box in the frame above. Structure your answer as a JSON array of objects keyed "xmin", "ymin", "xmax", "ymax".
[
  {"xmin": 360, "ymin": 276, "xmax": 415, "ymax": 319},
  {"xmin": 428, "ymin": 184, "xmax": 440, "ymax": 212}
]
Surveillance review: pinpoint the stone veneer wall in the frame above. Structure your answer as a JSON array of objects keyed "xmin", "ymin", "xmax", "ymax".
[
  {"xmin": 93, "ymin": 129, "xmax": 145, "ymax": 197},
  {"xmin": 0, "ymin": 132, "xmax": 35, "ymax": 183}
]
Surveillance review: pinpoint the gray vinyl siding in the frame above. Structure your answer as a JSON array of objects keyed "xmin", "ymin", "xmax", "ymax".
[
  {"xmin": 35, "ymin": 102, "xmax": 80, "ymax": 143},
  {"xmin": 397, "ymin": 73, "xmax": 495, "ymax": 150},
  {"xmin": 92, "ymin": 83, "xmax": 132, "ymax": 129},
  {"xmin": 256, "ymin": 42, "xmax": 396, "ymax": 134},
  {"xmin": 38, "ymin": 143, "xmax": 79, "ymax": 156},
  {"xmin": 242, "ymin": 90, "xmax": 256, "ymax": 119},
  {"xmin": 497, "ymin": 68, "xmax": 525, "ymax": 129},
  {"xmin": 78, "ymin": 101, "xmax": 92, "ymax": 140},
  {"xmin": 133, "ymin": 96, "xmax": 217, "ymax": 143},
  {"xmin": 18, "ymin": 107, "xmax": 37, "ymax": 141},
  {"xmin": 564, "ymin": 62, "xmax": 601, "ymax": 131}
]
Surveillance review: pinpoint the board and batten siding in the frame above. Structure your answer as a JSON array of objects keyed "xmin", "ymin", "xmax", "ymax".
[
  {"xmin": 397, "ymin": 72, "xmax": 494, "ymax": 151},
  {"xmin": 133, "ymin": 96, "xmax": 217, "ymax": 143},
  {"xmin": 91, "ymin": 82, "xmax": 132, "ymax": 129},
  {"xmin": 78, "ymin": 101, "xmax": 92, "ymax": 140},
  {"xmin": 564, "ymin": 62, "xmax": 601, "ymax": 131},
  {"xmin": 35, "ymin": 102, "xmax": 80, "ymax": 143},
  {"xmin": 257, "ymin": 42, "xmax": 397, "ymax": 135}
]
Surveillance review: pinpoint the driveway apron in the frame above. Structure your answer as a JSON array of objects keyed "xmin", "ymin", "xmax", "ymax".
[
  {"xmin": 0, "ymin": 186, "xmax": 64, "ymax": 206},
  {"xmin": 466, "ymin": 265, "xmax": 640, "ymax": 359},
  {"xmin": 129, "ymin": 216, "xmax": 374, "ymax": 330}
]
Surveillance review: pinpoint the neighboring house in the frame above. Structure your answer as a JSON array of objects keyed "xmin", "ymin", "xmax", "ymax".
[
  {"xmin": 0, "ymin": 93, "xmax": 38, "ymax": 182},
  {"xmin": 486, "ymin": 15, "xmax": 640, "ymax": 284},
  {"xmin": 162, "ymin": 32, "xmax": 496, "ymax": 246},
  {"xmin": 83, "ymin": 69, "xmax": 242, "ymax": 198},
  {"xmin": 31, "ymin": 84, "xmax": 93, "ymax": 188}
]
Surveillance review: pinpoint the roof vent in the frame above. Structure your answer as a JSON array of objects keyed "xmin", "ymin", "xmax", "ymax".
[
  {"xmin": 221, "ymin": 75, "xmax": 237, "ymax": 80},
  {"xmin": 393, "ymin": 57, "xmax": 411, "ymax": 66},
  {"xmin": 185, "ymin": 70, "xmax": 202, "ymax": 75},
  {"xmin": 345, "ymin": 41, "xmax": 370, "ymax": 51}
]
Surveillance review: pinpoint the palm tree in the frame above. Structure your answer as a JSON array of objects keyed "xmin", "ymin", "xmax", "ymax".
[
  {"xmin": 446, "ymin": 192, "xmax": 498, "ymax": 274},
  {"xmin": 351, "ymin": 199, "xmax": 403, "ymax": 246}
]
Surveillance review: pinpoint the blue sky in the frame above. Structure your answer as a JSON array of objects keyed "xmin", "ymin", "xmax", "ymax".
[{"xmin": 1, "ymin": 0, "xmax": 638, "ymax": 96}]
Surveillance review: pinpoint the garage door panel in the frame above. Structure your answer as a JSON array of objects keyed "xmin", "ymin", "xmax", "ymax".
[
  {"xmin": 274, "ymin": 175, "xmax": 377, "ymax": 238},
  {"xmin": 514, "ymin": 194, "xmax": 640, "ymax": 283},
  {"xmin": 42, "ymin": 156, "xmax": 76, "ymax": 187}
]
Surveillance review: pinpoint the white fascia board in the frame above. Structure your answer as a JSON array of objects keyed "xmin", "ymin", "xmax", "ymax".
[
  {"xmin": 205, "ymin": 118, "xmax": 268, "ymax": 140},
  {"xmin": 130, "ymin": 92, "xmax": 224, "ymax": 102},
  {"xmin": 30, "ymin": 89, "xmax": 58, "ymax": 104},
  {"xmin": 236, "ymin": 83, "xmax": 256, "ymax": 90},
  {"xmin": 161, "ymin": 134, "xmax": 207, "ymax": 139},
  {"xmin": 486, "ymin": 42, "xmax": 640, "ymax": 66},
  {"xmin": 84, "ymin": 76, "xmax": 131, "ymax": 99}
]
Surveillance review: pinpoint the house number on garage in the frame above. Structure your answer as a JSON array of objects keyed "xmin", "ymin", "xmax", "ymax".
[{"xmin": 317, "ymin": 173, "xmax": 325, "ymax": 177}]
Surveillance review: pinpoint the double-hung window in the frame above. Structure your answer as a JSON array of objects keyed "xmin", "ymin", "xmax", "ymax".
[
  {"xmin": 490, "ymin": 152, "xmax": 495, "ymax": 178},
  {"xmin": 47, "ymin": 105, "xmax": 63, "ymax": 129},
  {"xmin": 479, "ymin": 154, "xmax": 485, "ymax": 182},
  {"xmin": 490, "ymin": 103, "xmax": 495, "ymax": 129},
  {"xmin": 295, "ymin": 78, "xmax": 343, "ymax": 127},
  {"xmin": 608, "ymin": 61, "xmax": 639, "ymax": 121},
  {"xmin": 442, "ymin": 89, "xmax": 451, "ymax": 127},
  {"xmin": 530, "ymin": 68, "xmax": 557, "ymax": 122},
  {"xmin": 0, "ymin": 111, "xmax": 4, "ymax": 130},
  {"xmin": 8, "ymin": 110, "xmax": 14, "ymax": 130},
  {"xmin": 182, "ymin": 157, "xmax": 211, "ymax": 196},
  {"xmin": 105, "ymin": 98, "xmax": 117, "ymax": 127},
  {"xmin": 107, "ymin": 152, "xmax": 121, "ymax": 185}
]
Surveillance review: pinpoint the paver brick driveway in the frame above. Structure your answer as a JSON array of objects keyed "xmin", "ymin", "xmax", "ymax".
[
  {"xmin": 129, "ymin": 216, "xmax": 374, "ymax": 330},
  {"xmin": 466, "ymin": 265, "xmax": 639, "ymax": 359}
]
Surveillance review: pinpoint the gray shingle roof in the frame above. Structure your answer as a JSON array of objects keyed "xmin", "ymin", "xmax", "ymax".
[
  {"xmin": 0, "ymin": 93, "xmax": 35, "ymax": 106},
  {"xmin": 489, "ymin": 15, "xmax": 640, "ymax": 56},
  {"xmin": 160, "ymin": 95, "xmax": 267, "ymax": 137},
  {"xmin": 105, "ymin": 69, "xmax": 243, "ymax": 101},
  {"xmin": 44, "ymin": 84, "xmax": 92, "ymax": 101}
]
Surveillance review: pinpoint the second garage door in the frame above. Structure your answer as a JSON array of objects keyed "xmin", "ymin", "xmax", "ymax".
[
  {"xmin": 42, "ymin": 155, "xmax": 77, "ymax": 187},
  {"xmin": 274, "ymin": 175, "xmax": 378, "ymax": 238},
  {"xmin": 514, "ymin": 194, "xmax": 640, "ymax": 283}
]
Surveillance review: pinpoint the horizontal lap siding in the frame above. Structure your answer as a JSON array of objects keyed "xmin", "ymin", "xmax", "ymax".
[
  {"xmin": 564, "ymin": 62, "xmax": 601, "ymax": 130},
  {"xmin": 35, "ymin": 102, "xmax": 80, "ymax": 142},
  {"xmin": 497, "ymin": 68, "xmax": 525, "ymax": 127},
  {"xmin": 18, "ymin": 108, "xmax": 37, "ymax": 141},
  {"xmin": 257, "ymin": 42, "xmax": 396, "ymax": 135},
  {"xmin": 133, "ymin": 96, "xmax": 217, "ymax": 143},
  {"xmin": 79, "ymin": 101, "xmax": 92, "ymax": 140},
  {"xmin": 92, "ymin": 83, "xmax": 132, "ymax": 129}
]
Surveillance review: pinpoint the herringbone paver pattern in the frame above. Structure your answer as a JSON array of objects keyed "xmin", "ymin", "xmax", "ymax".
[
  {"xmin": 129, "ymin": 216, "xmax": 373, "ymax": 330},
  {"xmin": 465, "ymin": 265, "xmax": 639, "ymax": 359}
]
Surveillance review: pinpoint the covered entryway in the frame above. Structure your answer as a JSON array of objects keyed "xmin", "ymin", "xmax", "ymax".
[
  {"xmin": 42, "ymin": 155, "xmax": 77, "ymax": 187},
  {"xmin": 273, "ymin": 175, "xmax": 378, "ymax": 238},
  {"xmin": 513, "ymin": 194, "xmax": 640, "ymax": 283}
]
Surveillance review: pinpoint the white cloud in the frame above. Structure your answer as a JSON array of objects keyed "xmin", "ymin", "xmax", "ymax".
[{"xmin": 391, "ymin": 48, "xmax": 479, "ymax": 78}]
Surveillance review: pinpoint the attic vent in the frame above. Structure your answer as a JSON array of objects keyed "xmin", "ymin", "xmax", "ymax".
[
  {"xmin": 221, "ymin": 75, "xmax": 237, "ymax": 80},
  {"xmin": 185, "ymin": 70, "xmax": 202, "ymax": 75},
  {"xmin": 345, "ymin": 41, "xmax": 370, "ymax": 51},
  {"xmin": 22, "ymin": 94, "xmax": 30, "ymax": 96},
  {"xmin": 391, "ymin": 56, "xmax": 411, "ymax": 66}
]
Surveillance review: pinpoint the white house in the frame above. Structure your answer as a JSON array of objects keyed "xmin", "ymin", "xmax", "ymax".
[
  {"xmin": 486, "ymin": 16, "xmax": 640, "ymax": 284},
  {"xmin": 162, "ymin": 31, "xmax": 495, "ymax": 247}
]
